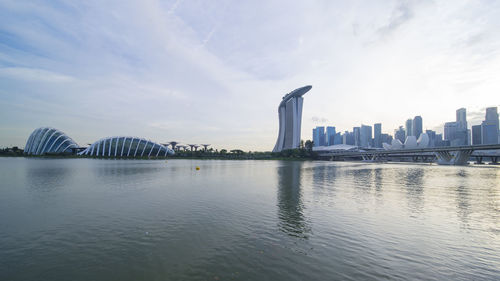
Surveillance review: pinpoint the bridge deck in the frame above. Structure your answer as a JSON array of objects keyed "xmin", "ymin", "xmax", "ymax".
[{"xmin": 318, "ymin": 144, "xmax": 500, "ymax": 157}]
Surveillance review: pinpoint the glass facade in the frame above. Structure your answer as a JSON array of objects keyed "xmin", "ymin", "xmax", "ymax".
[
  {"xmin": 79, "ymin": 137, "xmax": 174, "ymax": 158},
  {"xmin": 24, "ymin": 127, "xmax": 78, "ymax": 155}
]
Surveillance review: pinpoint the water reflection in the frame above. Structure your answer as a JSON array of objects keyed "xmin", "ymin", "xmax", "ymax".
[
  {"xmin": 25, "ymin": 159, "xmax": 72, "ymax": 192},
  {"xmin": 276, "ymin": 161, "xmax": 309, "ymax": 238},
  {"xmin": 2, "ymin": 159, "xmax": 500, "ymax": 281},
  {"xmin": 351, "ymin": 167, "xmax": 373, "ymax": 190},
  {"xmin": 399, "ymin": 168, "xmax": 425, "ymax": 215},
  {"xmin": 373, "ymin": 168, "xmax": 383, "ymax": 192},
  {"xmin": 92, "ymin": 160, "xmax": 164, "ymax": 178},
  {"xmin": 454, "ymin": 169, "xmax": 471, "ymax": 226},
  {"xmin": 312, "ymin": 164, "xmax": 338, "ymax": 189}
]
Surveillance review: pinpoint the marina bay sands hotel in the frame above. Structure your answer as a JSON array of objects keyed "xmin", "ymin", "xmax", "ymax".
[{"xmin": 273, "ymin": 85, "xmax": 312, "ymax": 152}]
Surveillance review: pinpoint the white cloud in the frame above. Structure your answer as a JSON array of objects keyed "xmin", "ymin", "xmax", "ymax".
[
  {"xmin": 1, "ymin": 0, "xmax": 500, "ymax": 149},
  {"xmin": 0, "ymin": 67, "xmax": 75, "ymax": 82}
]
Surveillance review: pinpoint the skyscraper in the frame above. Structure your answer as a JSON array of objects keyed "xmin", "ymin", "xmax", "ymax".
[
  {"xmin": 425, "ymin": 129, "xmax": 437, "ymax": 147},
  {"xmin": 353, "ymin": 127, "xmax": 361, "ymax": 147},
  {"xmin": 334, "ymin": 132, "xmax": 342, "ymax": 145},
  {"xmin": 454, "ymin": 108, "xmax": 468, "ymax": 145},
  {"xmin": 360, "ymin": 125, "xmax": 372, "ymax": 148},
  {"xmin": 342, "ymin": 131, "xmax": 354, "ymax": 145},
  {"xmin": 394, "ymin": 126, "xmax": 406, "ymax": 143},
  {"xmin": 444, "ymin": 122, "xmax": 458, "ymax": 146},
  {"xmin": 481, "ymin": 107, "xmax": 499, "ymax": 144},
  {"xmin": 472, "ymin": 125, "xmax": 482, "ymax": 145},
  {"xmin": 412, "ymin": 116, "xmax": 423, "ymax": 139},
  {"xmin": 312, "ymin": 126, "xmax": 325, "ymax": 147},
  {"xmin": 405, "ymin": 119, "xmax": 413, "ymax": 137},
  {"xmin": 326, "ymin": 126, "xmax": 336, "ymax": 146},
  {"xmin": 374, "ymin": 123, "xmax": 382, "ymax": 148},
  {"xmin": 456, "ymin": 108, "xmax": 467, "ymax": 130},
  {"xmin": 380, "ymin": 134, "xmax": 392, "ymax": 145},
  {"xmin": 312, "ymin": 127, "xmax": 320, "ymax": 147},
  {"xmin": 273, "ymin": 86, "xmax": 312, "ymax": 152}
]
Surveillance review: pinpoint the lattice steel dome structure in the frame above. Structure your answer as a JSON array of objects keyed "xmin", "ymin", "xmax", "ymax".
[
  {"xmin": 25, "ymin": 127, "xmax": 78, "ymax": 155},
  {"xmin": 78, "ymin": 136, "xmax": 174, "ymax": 158}
]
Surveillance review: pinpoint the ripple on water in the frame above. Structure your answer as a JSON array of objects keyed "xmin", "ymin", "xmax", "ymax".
[{"xmin": 0, "ymin": 159, "xmax": 499, "ymax": 281}]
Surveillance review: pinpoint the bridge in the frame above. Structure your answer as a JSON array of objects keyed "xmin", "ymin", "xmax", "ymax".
[{"xmin": 316, "ymin": 144, "xmax": 500, "ymax": 165}]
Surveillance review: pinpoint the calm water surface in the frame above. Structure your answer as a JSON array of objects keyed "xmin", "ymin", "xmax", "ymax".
[{"xmin": 0, "ymin": 158, "xmax": 499, "ymax": 280}]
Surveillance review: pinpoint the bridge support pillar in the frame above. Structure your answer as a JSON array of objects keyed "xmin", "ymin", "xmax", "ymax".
[
  {"xmin": 491, "ymin": 157, "xmax": 498, "ymax": 164},
  {"xmin": 435, "ymin": 149, "xmax": 473, "ymax": 165},
  {"xmin": 475, "ymin": 156, "xmax": 483, "ymax": 164}
]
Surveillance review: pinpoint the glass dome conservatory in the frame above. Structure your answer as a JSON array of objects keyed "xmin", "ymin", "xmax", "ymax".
[
  {"xmin": 25, "ymin": 127, "xmax": 78, "ymax": 155},
  {"xmin": 79, "ymin": 136, "xmax": 174, "ymax": 158}
]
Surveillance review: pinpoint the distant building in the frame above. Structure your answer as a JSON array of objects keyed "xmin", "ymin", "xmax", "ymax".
[
  {"xmin": 326, "ymin": 126, "xmax": 336, "ymax": 146},
  {"xmin": 360, "ymin": 125, "xmax": 372, "ymax": 148},
  {"xmin": 435, "ymin": 133, "xmax": 444, "ymax": 147},
  {"xmin": 334, "ymin": 132, "xmax": 342, "ymax": 145},
  {"xmin": 444, "ymin": 122, "xmax": 458, "ymax": 146},
  {"xmin": 481, "ymin": 107, "xmax": 499, "ymax": 144},
  {"xmin": 453, "ymin": 108, "xmax": 468, "ymax": 145},
  {"xmin": 456, "ymin": 108, "xmax": 467, "ymax": 130},
  {"xmin": 425, "ymin": 129, "xmax": 437, "ymax": 147},
  {"xmin": 312, "ymin": 126, "xmax": 325, "ymax": 147},
  {"xmin": 342, "ymin": 131, "xmax": 354, "ymax": 145},
  {"xmin": 405, "ymin": 119, "xmax": 413, "ymax": 137},
  {"xmin": 380, "ymin": 133, "xmax": 392, "ymax": 145},
  {"xmin": 482, "ymin": 123, "xmax": 498, "ymax": 144},
  {"xmin": 394, "ymin": 126, "xmax": 406, "ymax": 143},
  {"xmin": 82, "ymin": 136, "xmax": 174, "ymax": 157},
  {"xmin": 472, "ymin": 125, "xmax": 482, "ymax": 145},
  {"xmin": 374, "ymin": 123, "xmax": 382, "ymax": 148},
  {"xmin": 312, "ymin": 128, "xmax": 319, "ymax": 147},
  {"xmin": 412, "ymin": 116, "xmax": 423, "ymax": 139},
  {"xmin": 25, "ymin": 127, "xmax": 175, "ymax": 158},
  {"xmin": 353, "ymin": 127, "xmax": 361, "ymax": 147},
  {"xmin": 273, "ymin": 86, "xmax": 312, "ymax": 152},
  {"xmin": 25, "ymin": 127, "xmax": 78, "ymax": 155}
]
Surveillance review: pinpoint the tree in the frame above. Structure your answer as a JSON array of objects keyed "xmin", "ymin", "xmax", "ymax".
[
  {"xmin": 230, "ymin": 149, "xmax": 244, "ymax": 154},
  {"xmin": 305, "ymin": 140, "xmax": 313, "ymax": 151}
]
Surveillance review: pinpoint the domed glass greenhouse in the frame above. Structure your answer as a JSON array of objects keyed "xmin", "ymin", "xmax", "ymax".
[{"xmin": 25, "ymin": 127, "xmax": 78, "ymax": 155}]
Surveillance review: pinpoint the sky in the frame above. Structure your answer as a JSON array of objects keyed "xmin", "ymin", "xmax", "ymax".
[{"xmin": 1, "ymin": 0, "xmax": 499, "ymax": 150}]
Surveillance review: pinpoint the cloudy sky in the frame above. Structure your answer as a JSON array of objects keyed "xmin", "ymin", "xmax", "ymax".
[{"xmin": 1, "ymin": 0, "xmax": 499, "ymax": 150}]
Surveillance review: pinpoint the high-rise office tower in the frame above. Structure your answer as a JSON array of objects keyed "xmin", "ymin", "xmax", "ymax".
[
  {"xmin": 360, "ymin": 125, "xmax": 372, "ymax": 148},
  {"xmin": 456, "ymin": 108, "xmax": 467, "ymax": 129},
  {"xmin": 481, "ymin": 107, "xmax": 499, "ymax": 144},
  {"xmin": 326, "ymin": 126, "xmax": 336, "ymax": 146},
  {"xmin": 380, "ymin": 133, "xmax": 392, "ymax": 145},
  {"xmin": 405, "ymin": 119, "xmax": 413, "ymax": 137},
  {"xmin": 343, "ymin": 131, "xmax": 354, "ymax": 145},
  {"xmin": 273, "ymin": 86, "xmax": 312, "ymax": 152},
  {"xmin": 444, "ymin": 122, "xmax": 458, "ymax": 146},
  {"xmin": 334, "ymin": 132, "xmax": 342, "ymax": 145},
  {"xmin": 454, "ymin": 108, "xmax": 468, "ymax": 145},
  {"xmin": 472, "ymin": 125, "xmax": 482, "ymax": 145},
  {"xmin": 312, "ymin": 127, "xmax": 320, "ymax": 147},
  {"xmin": 394, "ymin": 126, "xmax": 406, "ymax": 143},
  {"xmin": 412, "ymin": 116, "xmax": 423, "ymax": 139},
  {"xmin": 353, "ymin": 127, "xmax": 361, "ymax": 147},
  {"xmin": 312, "ymin": 126, "xmax": 325, "ymax": 147},
  {"xmin": 425, "ymin": 129, "xmax": 436, "ymax": 147},
  {"xmin": 374, "ymin": 123, "xmax": 382, "ymax": 148}
]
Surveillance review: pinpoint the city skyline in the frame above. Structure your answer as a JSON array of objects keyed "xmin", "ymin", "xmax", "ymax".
[
  {"xmin": 312, "ymin": 106, "xmax": 499, "ymax": 149},
  {"xmin": 1, "ymin": 1, "xmax": 500, "ymax": 150}
]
